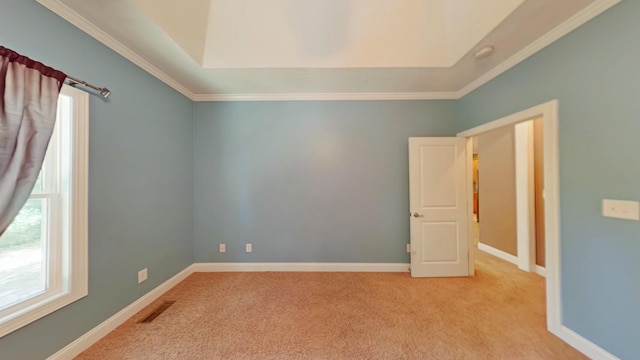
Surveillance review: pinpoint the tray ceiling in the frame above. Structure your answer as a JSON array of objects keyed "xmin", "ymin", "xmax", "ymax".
[{"xmin": 37, "ymin": 0, "xmax": 619, "ymax": 100}]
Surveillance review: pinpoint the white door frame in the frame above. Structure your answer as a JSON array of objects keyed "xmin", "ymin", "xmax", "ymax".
[
  {"xmin": 468, "ymin": 121, "xmax": 538, "ymax": 275},
  {"xmin": 514, "ymin": 120, "xmax": 537, "ymax": 273},
  {"xmin": 457, "ymin": 99, "xmax": 561, "ymax": 335}
]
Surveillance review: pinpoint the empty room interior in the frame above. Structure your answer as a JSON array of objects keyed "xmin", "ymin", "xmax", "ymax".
[{"xmin": 0, "ymin": 0, "xmax": 638, "ymax": 359}]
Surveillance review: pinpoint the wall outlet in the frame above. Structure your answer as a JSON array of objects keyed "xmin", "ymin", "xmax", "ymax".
[
  {"xmin": 138, "ymin": 268, "xmax": 148, "ymax": 284},
  {"xmin": 246, "ymin": 243, "xmax": 252, "ymax": 253},
  {"xmin": 219, "ymin": 243, "xmax": 226, "ymax": 253},
  {"xmin": 406, "ymin": 243, "xmax": 411, "ymax": 253}
]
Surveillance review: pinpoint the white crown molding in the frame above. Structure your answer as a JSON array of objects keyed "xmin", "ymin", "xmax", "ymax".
[
  {"xmin": 36, "ymin": 0, "xmax": 196, "ymax": 100},
  {"xmin": 38, "ymin": 0, "xmax": 620, "ymax": 102},
  {"xmin": 456, "ymin": 0, "xmax": 622, "ymax": 98},
  {"xmin": 191, "ymin": 92, "xmax": 457, "ymax": 102}
]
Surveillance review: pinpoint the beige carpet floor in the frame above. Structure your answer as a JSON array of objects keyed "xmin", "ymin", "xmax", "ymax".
[{"xmin": 76, "ymin": 252, "xmax": 587, "ymax": 359}]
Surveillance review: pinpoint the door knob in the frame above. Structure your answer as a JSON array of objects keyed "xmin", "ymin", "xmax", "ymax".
[{"xmin": 413, "ymin": 212, "xmax": 422, "ymax": 218}]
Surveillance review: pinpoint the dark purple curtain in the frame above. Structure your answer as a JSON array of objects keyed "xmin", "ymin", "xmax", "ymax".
[{"xmin": 0, "ymin": 46, "xmax": 67, "ymax": 235}]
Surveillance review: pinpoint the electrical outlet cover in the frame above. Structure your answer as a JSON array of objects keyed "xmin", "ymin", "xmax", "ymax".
[{"xmin": 138, "ymin": 268, "xmax": 148, "ymax": 284}]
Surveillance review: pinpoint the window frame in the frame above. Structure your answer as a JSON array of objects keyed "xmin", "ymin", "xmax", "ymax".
[{"xmin": 0, "ymin": 85, "xmax": 88, "ymax": 338}]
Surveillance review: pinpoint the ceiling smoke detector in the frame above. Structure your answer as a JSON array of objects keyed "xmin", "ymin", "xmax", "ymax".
[{"xmin": 474, "ymin": 45, "xmax": 495, "ymax": 59}]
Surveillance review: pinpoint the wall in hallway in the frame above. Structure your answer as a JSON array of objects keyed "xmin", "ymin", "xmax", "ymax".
[{"xmin": 477, "ymin": 125, "xmax": 517, "ymax": 256}]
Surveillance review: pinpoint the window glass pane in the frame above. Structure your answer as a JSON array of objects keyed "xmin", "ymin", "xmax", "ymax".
[
  {"xmin": 32, "ymin": 171, "xmax": 44, "ymax": 194},
  {"xmin": 0, "ymin": 199, "xmax": 47, "ymax": 310}
]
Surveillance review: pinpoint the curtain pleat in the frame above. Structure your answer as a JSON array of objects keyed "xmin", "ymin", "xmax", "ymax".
[{"xmin": 0, "ymin": 46, "xmax": 67, "ymax": 236}]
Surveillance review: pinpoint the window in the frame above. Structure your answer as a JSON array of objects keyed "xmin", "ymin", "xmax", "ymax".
[{"xmin": 0, "ymin": 85, "xmax": 88, "ymax": 337}]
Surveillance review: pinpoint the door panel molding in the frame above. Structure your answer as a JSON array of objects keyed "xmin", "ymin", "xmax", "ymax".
[{"xmin": 409, "ymin": 137, "xmax": 469, "ymax": 277}]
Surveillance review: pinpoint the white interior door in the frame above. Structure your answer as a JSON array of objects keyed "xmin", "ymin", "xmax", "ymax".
[{"xmin": 409, "ymin": 137, "xmax": 470, "ymax": 277}]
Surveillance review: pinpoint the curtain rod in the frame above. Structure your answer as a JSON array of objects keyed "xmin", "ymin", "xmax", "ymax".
[{"xmin": 64, "ymin": 75, "xmax": 111, "ymax": 99}]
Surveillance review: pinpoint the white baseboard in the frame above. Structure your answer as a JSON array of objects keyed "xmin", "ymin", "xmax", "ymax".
[
  {"xmin": 47, "ymin": 265, "xmax": 194, "ymax": 360},
  {"xmin": 47, "ymin": 261, "xmax": 408, "ymax": 359},
  {"xmin": 47, "ymin": 261, "xmax": 616, "ymax": 360},
  {"xmin": 478, "ymin": 243, "xmax": 519, "ymax": 265},
  {"xmin": 192, "ymin": 262, "xmax": 410, "ymax": 273},
  {"xmin": 553, "ymin": 325, "xmax": 619, "ymax": 360},
  {"xmin": 479, "ymin": 244, "xmax": 548, "ymax": 278}
]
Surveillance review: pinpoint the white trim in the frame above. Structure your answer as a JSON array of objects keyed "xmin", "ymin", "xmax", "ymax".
[
  {"xmin": 457, "ymin": 101, "xmax": 557, "ymax": 138},
  {"xmin": 37, "ymin": 0, "xmax": 619, "ymax": 102},
  {"xmin": 457, "ymin": 100, "xmax": 572, "ymax": 354},
  {"xmin": 47, "ymin": 265, "xmax": 194, "ymax": 360},
  {"xmin": 0, "ymin": 86, "xmax": 89, "ymax": 339},
  {"xmin": 47, "ymin": 262, "xmax": 409, "ymax": 358},
  {"xmin": 478, "ymin": 243, "xmax": 519, "ymax": 265},
  {"xmin": 45, "ymin": 261, "xmax": 619, "ymax": 360},
  {"xmin": 514, "ymin": 121, "xmax": 536, "ymax": 272},
  {"xmin": 467, "ymin": 104, "xmax": 614, "ymax": 360},
  {"xmin": 465, "ymin": 138, "xmax": 475, "ymax": 276},
  {"xmin": 191, "ymin": 92, "xmax": 457, "ymax": 102},
  {"xmin": 44, "ymin": 259, "xmax": 620, "ymax": 360},
  {"xmin": 456, "ymin": 0, "xmax": 621, "ymax": 98},
  {"xmin": 536, "ymin": 265, "xmax": 546, "ymax": 277},
  {"xmin": 36, "ymin": 0, "xmax": 195, "ymax": 100},
  {"xmin": 192, "ymin": 262, "xmax": 410, "ymax": 273},
  {"xmin": 65, "ymin": 85, "xmax": 90, "ymax": 306},
  {"xmin": 555, "ymin": 326, "xmax": 620, "ymax": 360},
  {"xmin": 542, "ymin": 101, "xmax": 562, "ymax": 337}
]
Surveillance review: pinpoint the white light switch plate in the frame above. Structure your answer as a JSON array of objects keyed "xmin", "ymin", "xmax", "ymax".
[
  {"xmin": 219, "ymin": 244, "xmax": 226, "ymax": 253},
  {"xmin": 246, "ymin": 243, "xmax": 252, "ymax": 253},
  {"xmin": 602, "ymin": 199, "xmax": 639, "ymax": 221}
]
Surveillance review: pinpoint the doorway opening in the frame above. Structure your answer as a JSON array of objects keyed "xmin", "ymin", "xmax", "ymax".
[
  {"xmin": 470, "ymin": 118, "xmax": 546, "ymax": 276},
  {"xmin": 458, "ymin": 100, "xmax": 562, "ymax": 335}
]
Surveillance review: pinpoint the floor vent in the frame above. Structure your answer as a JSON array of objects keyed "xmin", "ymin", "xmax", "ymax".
[{"xmin": 139, "ymin": 301, "xmax": 176, "ymax": 323}]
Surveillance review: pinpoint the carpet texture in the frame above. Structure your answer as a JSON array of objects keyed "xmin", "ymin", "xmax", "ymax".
[{"xmin": 75, "ymin": 252, "xmax": 587, "ymax": 359}]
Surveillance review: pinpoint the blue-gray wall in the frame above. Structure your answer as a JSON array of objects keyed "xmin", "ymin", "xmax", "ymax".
[
  {"xmin": 456, "ymin": 1, "xmax": 639, "ymax": 358},
  {"xmin": 2, "ymin": 0, "xmax": 637, "ymax": 358},
  {"xmin": 193, "ymin": 101, "xmax": 456, "ymax": 263},
  {"xmin": 0, "ymin": 1, "xmax": 194, "ymax": 359}
]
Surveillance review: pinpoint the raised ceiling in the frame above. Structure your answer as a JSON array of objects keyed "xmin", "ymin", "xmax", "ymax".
[
  {"xmin": 37, "ymin": 0, "xmax": 619, "ymax": 100},
  {"xmin": 134, "ymin": 0, "xmax": 525, "ymax": 68}
]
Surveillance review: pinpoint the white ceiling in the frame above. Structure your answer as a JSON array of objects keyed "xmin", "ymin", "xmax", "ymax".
[
  {"xmin": 37, "ymin": 0, "xmax": 619, "ymax": 101},
  {"xmin": 135, "ymin": 0, "xmax": 525, "ymax": 68}
]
